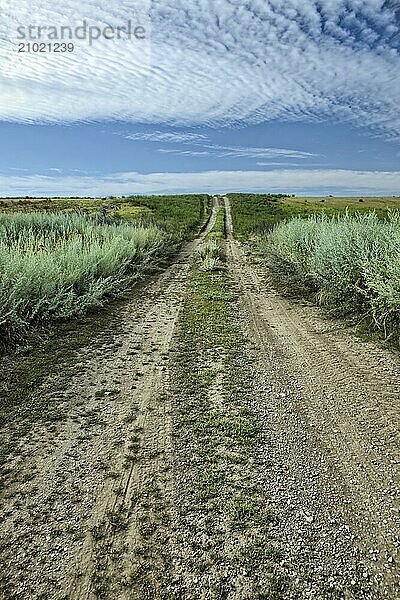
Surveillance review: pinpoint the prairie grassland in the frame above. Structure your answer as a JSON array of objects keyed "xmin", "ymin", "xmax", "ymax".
[
  {"xmin": 0, "ymin": 194, "xmax": 210, "ymax": 242},
  {"xmin": 229, "ymin": 193, "xmax": 400, "ymax": 239},
  {"xmin": 0, "ymin": 195, "xmax": 209, "ymax": 344},
  {"xmin": 265, "ymin": 212, "xmax": 400, "ymax": 343},
  {"xmin": 0, "ymin": 212, "xmax": 167, "ymax": 344},
  {"xmin": 228, "ymin": 193, "xmax": 400, "ymax": 344}
]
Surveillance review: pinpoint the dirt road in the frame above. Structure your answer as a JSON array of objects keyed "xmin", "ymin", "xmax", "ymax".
[
  {"xmin": 0, "ymin": 196, "xmax": 399, "ymax": 599},
  {"xmin": 224, "ymin": 196, "xmax": 400, "ymax": 597},
  {"xmin": 0, "ymin": 201, "xmax": 219, "ymax": 600}
]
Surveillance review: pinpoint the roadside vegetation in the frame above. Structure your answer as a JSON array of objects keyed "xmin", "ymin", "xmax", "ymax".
[
  {"xmin": 229, "ymin": 193, "xmax": 400, "ymax": 239},
  {"xmin": 0, "ymin": 194, "xmax": 210, "ymax": 243},
  {"xmin": 266, "ymin": 212, "xmax": 400, "ymax": 343},
  {"xmin": 0, "ymin": 212, "xmax": 168, "ymax": 344},
  {"xmin": 0, "ymin": 195, "xmax": 209, "ymax": 346},
  {"xmin": 229, "ymin": 193, "xmax": 400, "ymax": 345}
]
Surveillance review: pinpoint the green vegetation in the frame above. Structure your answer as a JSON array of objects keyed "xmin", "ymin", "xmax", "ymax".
[
  {"xmin": 197, "ymin": 239, "xmax": 221, "ymax": 271},
  {"xmin": 0, "ymin": 195, "xmax": 210, "ymax": 243},
  {"xmin": 229, "ymin": 193, "xmax": 400, "ymax": 239},
  {"xmin": 0, "ymin": 195, "xmax": 209, "ymax": 345},
  {"xmin": 113, "ymin": 195, "xmax": 209, "ymax": 242},
  {"xmin": 229, "ymin": 193, "xmax": 289, "ymax": 238},
  {"xmin": 166, "ymin": 206, "xmax": 287, "ymax": 597},
  {"xmin": 197, "ymin": 204, "xmax": 225, "ymax": 271},
  {"xmin": 228, "ymin": 193, "xmax": 400, "ymax": 344},
  {"xmin": 207, "ymin": 203, "xmax": 225, "ymax": 242},
  {"xmin": 0, "ymin": 212, "xmax": 166, "ymax": 344},
  {"xmin": 267, "ymin": 212, "xmax": 400, "ymax": 344}
]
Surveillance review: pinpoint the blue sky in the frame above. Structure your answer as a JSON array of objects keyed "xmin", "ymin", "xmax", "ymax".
[{"xmin": 0, "ymin": 0, "xmax": 399, "ymax": 196}]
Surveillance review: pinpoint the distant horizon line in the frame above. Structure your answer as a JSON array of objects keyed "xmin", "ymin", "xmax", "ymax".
[{"xmin": 1, "ymin": 194, "xmax": 399, "ymax": 199}]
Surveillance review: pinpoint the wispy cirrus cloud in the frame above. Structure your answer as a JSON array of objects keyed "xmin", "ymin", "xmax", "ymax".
[
  {"xmin": 125, "ymin": 131, "xmax": 209, "ymax": 143},
  {"xmin": 158, "ymin": 149, "xmax": 211, "ymax": 156},
  {"xmin": 256, "ymin": 162, "xmax": 326, "ymax": 167},
  {"xmin": 1, "ymin": 1, "xmax": 399, "ymax": 139},
  {"xmin": 157, "ymin": 145, "xmax": 317, "ymax": 159},
  {"xmin": 125, "ymin": 130, "xmax": 318, "ymax": 161},
  {"xmin": 1, "ymin": 169, "xmax": 399, "ymax": 197},
  {"xmin": 203, "ymin": 145, "xmax": 317, "ymax": 159}
]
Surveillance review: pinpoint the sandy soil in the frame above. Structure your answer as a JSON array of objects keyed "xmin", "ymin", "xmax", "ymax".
[
  {"xmin": 0, "ymin": 196, "xmax": 398, "ymax": 599},
  {"xmin": 224, "ymin": 196, "xmax": 399, "ymax": 597},
  {"xmin": 0, "ymin": 202, "xmax": 219, "ymax": 600}
]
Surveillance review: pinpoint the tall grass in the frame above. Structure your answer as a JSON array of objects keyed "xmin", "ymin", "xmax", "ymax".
[
  {"xmin": 0, "ymin": 195, "xmax": 210, "ymax": 243},
  {"xmin": 229, "ymin": 193, "xmax": 397, "ymax": 240},
  {"xmin": 197, "ymin": 207, "xmax": 225, "ymax": 272},
  {"xmin": 124, "ymin": 195, "xmax": 210, "ymax": 241},
  {"xmin": 197, "ymin": 240, "xmax": 221, "ymax": 272},
  {"xmin": 0, "ymin": 212, "xmax": 167, "ymax": 343},
  {"xmin": 266, "ymin": 211, "xmax": 400, "ymax": 341}
]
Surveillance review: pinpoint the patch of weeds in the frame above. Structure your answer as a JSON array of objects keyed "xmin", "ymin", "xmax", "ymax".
[
  {"xmin": 228, "ymin": 493, "xmax": 273, "ymax": 532},
  {"xmin": 106, "ymin": 508, "xmax": 128, "ymax": 532},
  {"xmin": 91, "ymin": 521, "xmax": 106, "ymax": 542},
  {"xmin": 165, "ymin": 203, "xmax": 288, "ymax": 596},
  {"xmin": 241, "ymin": 537, "xmax": 281, "ymax": 573}
]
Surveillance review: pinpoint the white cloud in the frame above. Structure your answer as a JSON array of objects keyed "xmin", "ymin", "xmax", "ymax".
[
  {"xmin": 202, "ymin": 145, "xmax": 317, "ymax": 159},
  {"xmin": 156, "ymin": 146, "xmax": 317, "ymax": 159},
  {"xmin": 0, "ymin": 1, "xmax": 399, "ymax": 138},
  {"xmin": 141, "ymin": 135, "xmax": 319, "ymax": 160},
  {"xmin": 1, "ymin": 169, "xmax": 399, "ymax": 196},
  {"xmin": 125, "ymin": 131, "xmax": 209, "ymax": 143},
  {"xmin": 256, "ymin": 162, "xmax": 325, "ymax": 167},
  {"xmin": 123, "ymin": 130, "xmax": 317, "ymax": 160},
  {"xmin": 157, "ymin": 149, "xmax": 211, "ymax": 156}
]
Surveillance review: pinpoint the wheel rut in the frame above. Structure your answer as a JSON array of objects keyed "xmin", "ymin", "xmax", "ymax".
[
  {"xmin": 1, "ymin": 195, "xmax": 399, "ymax": 599},
  {"xmin": 0, "ymin": 199, "xmax": 219, "ymax": 600},
  {"xmin": 223, "ymin": 195, "xmax": 400, "ymax": 597}
]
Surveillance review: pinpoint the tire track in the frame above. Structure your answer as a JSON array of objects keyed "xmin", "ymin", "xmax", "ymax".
[
  {"xmin": 223, "ymin": 195, "xmax": 400, "ymax": 597},
  {"xmin": 0, "ymin": 199, "xmax": 219, "ymax": 600}
]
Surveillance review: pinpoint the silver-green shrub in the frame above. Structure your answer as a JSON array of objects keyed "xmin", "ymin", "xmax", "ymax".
[
  {"xmin": 197, "ymin": 239, "xmax": 222, "ymax": 272},
  {"xmin": 268, "ymin": 211, "xmax": 400, "ymax": 337},
  {"xmin": 0, "ymin": 212, "xmax": 167, "ymax": 342},
  {"xmin": 197, "ymin": 240, "xmax": 220, "ymax": 260}
]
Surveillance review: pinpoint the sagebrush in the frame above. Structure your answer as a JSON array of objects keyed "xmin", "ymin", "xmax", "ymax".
[
  {"xmin": 266, "ymin": 212, "xmax": 400, "ymax": 340},
  {"xmin": 197, "ymin": 206, "xmax": 224, "ymax": 272},
  {"xmin": 0, "ymin": 212, "xmax": 167, "ymax": 343}
]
